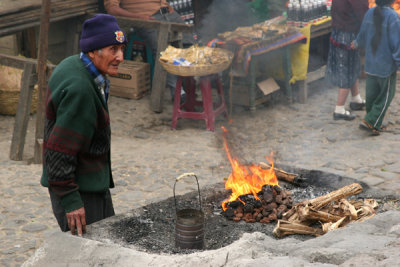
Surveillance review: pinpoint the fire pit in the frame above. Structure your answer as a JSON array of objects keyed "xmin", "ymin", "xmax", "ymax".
[{"xmin": 83, "ymin": 165, "xmax": 398, "ymax": 255}]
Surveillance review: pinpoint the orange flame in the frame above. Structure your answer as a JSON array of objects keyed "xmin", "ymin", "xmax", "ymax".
[
  {"xmin": 221, "ymin": 126, "xmax": 278, "ymax": 210},
  {"xmin": 369, "ymin": 0, "xmax": 400, "ymax": 16}
]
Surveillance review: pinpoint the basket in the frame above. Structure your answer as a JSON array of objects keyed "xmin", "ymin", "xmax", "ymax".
[
  {"xmin": 159, "ymin": 48, "xmax": 233, "ymax": 77},
  {"xmin": 0, "ymin": 65, "xmax": 37, "ymax": 115}
]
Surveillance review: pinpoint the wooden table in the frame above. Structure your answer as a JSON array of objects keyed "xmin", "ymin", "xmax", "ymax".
[
  {"xmin": 114, "ymin": 16, "xmax": 193, "ymax": 113},
  {"xmin": 224, "ymin": 31, "xmax": 307, "ymax": 111}
]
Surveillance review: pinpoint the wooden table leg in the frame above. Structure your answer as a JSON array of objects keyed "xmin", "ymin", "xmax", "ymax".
[
  {"xmin": 298, "ymin": 80, "xmax": 308, "ymax": 104},
  {"xmin": 150, "ymin": 23, "xmax": 171, "ymax": 113},
  {"xmin": 249, "ymin": 58, "xmax": 257, "ymax": 111},
  {"xmin": 282, "ymin": 46, "xmax": 293, "ymax": 103}
]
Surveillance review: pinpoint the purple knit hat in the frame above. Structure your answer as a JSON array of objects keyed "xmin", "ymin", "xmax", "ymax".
[{"xmin": 80, "ymin": 14, "xmax": 127, "ymax": 53}]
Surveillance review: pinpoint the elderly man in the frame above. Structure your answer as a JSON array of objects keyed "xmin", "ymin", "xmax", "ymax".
[{"xmin": 40, "ymin": 14, "xmax": 126, "ymax": 236}]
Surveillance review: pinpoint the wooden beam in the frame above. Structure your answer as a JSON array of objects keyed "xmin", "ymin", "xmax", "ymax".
[
  {"xmin": 25, "ymin": 27, "xmax": 37, "ymax": 59},
  {"xmin": 115, "ymin": 16, "xmax": 193, "ymax": 33},
  {"xmin": 9, "ymin": 63, "xmax": 36, "ymax": 160},
  {"xmin": 33, "ymin": 0, "xmax": 51, "ymax": 164},
  {"xmin": 0, "ymin": 1, "xmax": 97, "ymax": 38},
  {"xmin": 0, "ymin": 53, "xmax": 55, "ymax": 70}
]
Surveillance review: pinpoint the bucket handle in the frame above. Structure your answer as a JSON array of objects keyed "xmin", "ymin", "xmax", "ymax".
[{"xmin": 173, "ymin": 173, "xmax": 202, "ymax": 212}]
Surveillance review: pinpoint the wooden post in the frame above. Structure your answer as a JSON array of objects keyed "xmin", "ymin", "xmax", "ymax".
[
  {"xmin": 150, "ymin": 22, "xmax": 171, "ymax": 113},
  {"xmin": 33, "ymin": 0, "xmax": 51, "ymax": 164},
  {"xmin": 298, "ymin": 80, "xmax": 308, "ymax": 104},
  {"xmin": 25, "ymin": 28, "xmax": 38, "ymax": 59},
  {"xmin": 282, "ymin": 46, "xmax": 293, "ymax": 104},
  {"xmin": 65, "ymin": 18, "xmax": 80, "ymax": 57},
  {"xmin": 249, "ymin": 58, "xmax": 257, "ymax": 112},
  {"xmin": 9, "ymin": 63, "xmax": 36, "ymax": 160}
]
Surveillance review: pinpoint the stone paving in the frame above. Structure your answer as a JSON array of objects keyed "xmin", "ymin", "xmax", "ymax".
[{"xmin": 0, "ymin": 76, "xmax": 400, "ymax": 267}]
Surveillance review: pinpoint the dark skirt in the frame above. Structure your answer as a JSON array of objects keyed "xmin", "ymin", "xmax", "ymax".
[{"xmin": 325, "ymin": 28, "xmax": 361, "ymax": 89}]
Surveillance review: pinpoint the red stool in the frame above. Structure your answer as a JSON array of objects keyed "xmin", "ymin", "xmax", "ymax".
[{"xmin": 171, "ymin": 74, "xmax": 228, "ymax": 131}]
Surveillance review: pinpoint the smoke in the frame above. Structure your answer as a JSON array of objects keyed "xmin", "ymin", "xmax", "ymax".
[{"xmin": 197, "ymin": 0, "xmax": 259, "ymax": 43}]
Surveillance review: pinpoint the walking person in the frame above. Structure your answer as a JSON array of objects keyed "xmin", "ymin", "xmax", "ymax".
[
  {"xmin": 41, "ymin": 14, "xmax": 127, "ymax": 236},
  {"xmin": 352, "ymin": 0, "xmax": 400, "ymax": 135},
  {"xmin": 326, "ymin": 0, "xmax": 369, "ymax": 121}
]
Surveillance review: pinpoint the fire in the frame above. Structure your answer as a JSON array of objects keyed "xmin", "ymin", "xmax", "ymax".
[
  {"xmin": 369, "ymin": 0, "xmax": 400, "ymax": 16},
  {"xmin": 221, "ymin": 126, "xmax": 279, "ymax": 210}
]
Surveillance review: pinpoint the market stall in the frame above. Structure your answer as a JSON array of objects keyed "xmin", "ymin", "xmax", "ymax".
[{"xmin": 206, "ymin": 13, "xmax": 332, "ymax": 110}]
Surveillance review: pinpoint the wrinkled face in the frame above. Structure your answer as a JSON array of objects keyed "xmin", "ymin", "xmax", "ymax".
[{"xmin": 88, "ymin": 44, "xmax": 125, "ymax": 76}]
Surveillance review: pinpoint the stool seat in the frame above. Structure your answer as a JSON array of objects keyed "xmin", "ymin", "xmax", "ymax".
[{"xmin": 171, "ymin": 74, "xmax": 228, "ymax": 131}]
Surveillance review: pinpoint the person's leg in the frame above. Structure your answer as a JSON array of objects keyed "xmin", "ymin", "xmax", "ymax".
[
  {"xmin": 349, "ymin": 79, "xmax": 365, "ymax": 110},
  {"xmin": 334, "ymin": 88, "xmax": 355, "ymax": 120},
  {"xmin": 364, "ymin": 74, "xmax": 379, "ymax": 114},
  {"xmin": 350, "ymin": 79, "xmax": 360, "ymax": 97},
  {"xmin": 364, "ymin": 72, "xmax": 396, "ymax": 130},
  {"xmin": 336, "ymin": 88, "xmax": 350, "ymax": 106}
]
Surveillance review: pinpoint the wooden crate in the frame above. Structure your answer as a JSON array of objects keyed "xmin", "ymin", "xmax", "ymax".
[
  {"xmin": 0, "ymin": 35, "xmax": 18, "ymax": 55},
  {"xmin": 108, "ymin": 60, "xmax": 150, "ymax": 99}
]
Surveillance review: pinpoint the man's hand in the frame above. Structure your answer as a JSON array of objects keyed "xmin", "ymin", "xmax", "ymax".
[{"xmin": 66, "ymin": 207, "xmax": 86, "ymax": 236}]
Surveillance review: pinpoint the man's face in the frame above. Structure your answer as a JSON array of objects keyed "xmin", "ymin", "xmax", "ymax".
[{"xmin": 88, "ymin": 44, "xmax": 125, "ymax": 76}]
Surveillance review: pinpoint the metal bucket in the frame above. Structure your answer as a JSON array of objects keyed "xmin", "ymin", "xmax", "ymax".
[{"xmin": 173, "ymin": 173, "xmax": 204, "ymax": 250}]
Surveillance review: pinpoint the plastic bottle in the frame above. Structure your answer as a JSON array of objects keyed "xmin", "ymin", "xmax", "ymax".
[
  {"xmin": 169, "ymin": 0, "xmax": 175, "ymax": 10},
  {"xmin": 287, "ymin": 2, "xmax": 294, "ymax": 26},
  {"xmin": 313, "ymin": 0, "xmax": 321, "ymax": 23},
  {"xmin": 301, "ymin": 1, "xmax": 309, "ymax": 27},
  {"xmin": 325, "ymin": 0, "xmax": 332, "ymax": 18},
  {"xmin": 317, "ymin": 0, "xmax": 324, "ymax": 20},
  {"xmin": 294, "ymin": 2, "xmax": 301, "ymax": 27}
]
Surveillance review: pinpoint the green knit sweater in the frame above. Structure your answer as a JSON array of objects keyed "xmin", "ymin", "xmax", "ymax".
[{"xmin": 41, "ymin": 55, "xmax": 114, "ymax": 213}]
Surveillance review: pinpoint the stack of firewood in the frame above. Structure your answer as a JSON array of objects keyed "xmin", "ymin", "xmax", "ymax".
[{"xmin": 273, "ymin": 183, "xmax": 379, "ymax": 238}]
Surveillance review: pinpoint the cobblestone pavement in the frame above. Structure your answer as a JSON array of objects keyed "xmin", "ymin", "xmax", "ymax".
[{"xmin": 1, "ymin": 77, "xmax": 400, "ymax": 267}]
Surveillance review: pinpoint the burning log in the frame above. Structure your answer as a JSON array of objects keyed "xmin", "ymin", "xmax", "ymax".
[
  {"xmin": 274, "ymin": 183, "xmax": 379, "ymax": 238},
  {"xmin": 259, "ymin": 162, "xmax": 306, "ymax": 186}
]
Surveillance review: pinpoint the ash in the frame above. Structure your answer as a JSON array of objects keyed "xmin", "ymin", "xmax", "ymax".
[
  {"xmin": 109, "ymin": 182, "xmax": 321, "ymax": 254},
  {"xmin": 80, "ymin": 165, "xmax": 399, "ymax": 256}
]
